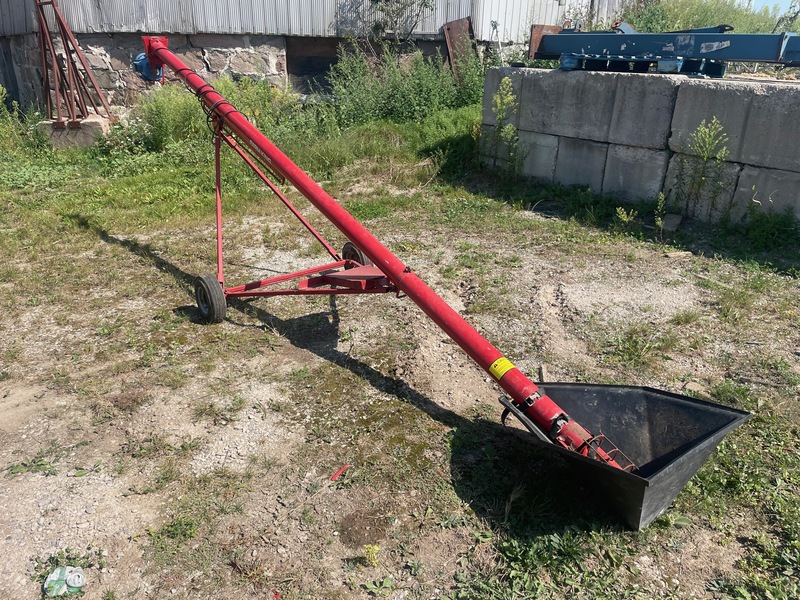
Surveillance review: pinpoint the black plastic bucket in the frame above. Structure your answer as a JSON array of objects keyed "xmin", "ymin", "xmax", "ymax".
[{"xmin": 504, "ymin": 383, "xmax": 751, "ymax": 530}]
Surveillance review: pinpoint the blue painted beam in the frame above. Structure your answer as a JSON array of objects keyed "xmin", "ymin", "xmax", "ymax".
[{"xmin": 533, "ymin": 30, "xmax": 800, "ymax": 67}]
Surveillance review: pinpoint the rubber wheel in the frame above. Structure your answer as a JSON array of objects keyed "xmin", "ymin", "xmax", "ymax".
[
  {"xmin": 342, "ymin": 241, "xmax": 373, "ymax": 268},
  {"xmin": 194, "ymin": 274, "xmax": 227, "ymax": 323}
]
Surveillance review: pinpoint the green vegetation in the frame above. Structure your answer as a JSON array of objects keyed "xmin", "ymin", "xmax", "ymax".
[
  {"xmin": 619, "ymin": 0, "xmax": 788, "ymax": 34},
  {"xmin": 487, "ymin": 76, "xmax": 522, "ymax": 173},
  {"xmin": 672, "ymin": 116, "xmax": 732, "ymax": 221},
  {"xmin": 328, "ymin": 41, "xmax": 484, "ymax": 129},
  {"xmin": 1, "ymin": 32, "xmax": 799, "ymax": 598}
]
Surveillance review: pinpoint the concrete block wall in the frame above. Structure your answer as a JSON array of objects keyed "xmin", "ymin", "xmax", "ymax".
[{"xmin": 481, "ymin": 67, "xmax": 800, "ymax": 223}]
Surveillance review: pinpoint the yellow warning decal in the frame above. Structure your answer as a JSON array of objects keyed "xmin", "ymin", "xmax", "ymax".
[{"xmin": 489, "ymin": 356, "xmax": 515, "ymax": 380}]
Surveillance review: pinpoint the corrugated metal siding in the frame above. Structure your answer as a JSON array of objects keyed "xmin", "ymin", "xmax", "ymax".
[
  {"xmin": 0, "ymin": 0, "xmax": 35, "ymax": 36},
  {"xmin": 1, "ymin": 0, "xmax": 610, "ymax": 39},
  {"xmin": 590, "ymin": 0, "xmax": 621, "ymax": 25},
  {"xmin": 473, "ymin": 0, "xmax": 567, "ymax": 43}
]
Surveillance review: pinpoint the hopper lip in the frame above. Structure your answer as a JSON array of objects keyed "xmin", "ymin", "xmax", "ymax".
[{"xmin": 536, "ymin": 383, "xmax": 753, "ymax": 484}]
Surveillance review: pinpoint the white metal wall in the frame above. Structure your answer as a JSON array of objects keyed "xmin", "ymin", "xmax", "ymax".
[
  {"xmin": 0, "ymin": 0, "xmax": 618, "ymax": 39},
  {"xmin": 473, "ymin": 0, "xmax": 563, "ymax": 43}
]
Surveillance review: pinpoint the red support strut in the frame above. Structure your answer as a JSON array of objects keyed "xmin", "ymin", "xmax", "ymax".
[{"xmin": 142, "ymin": 36, "xmax": 635, "ymax": 473}]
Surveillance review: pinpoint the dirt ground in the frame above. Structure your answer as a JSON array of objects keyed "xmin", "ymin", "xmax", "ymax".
[{"xmin": 1, "ymin": 202, "xmax": 797, "ymax": 599}]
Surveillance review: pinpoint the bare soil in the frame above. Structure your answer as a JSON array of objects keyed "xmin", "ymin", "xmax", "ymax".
[{"xmin": 1, "ymin": 203, "xmax": 797, "ymax": 599}]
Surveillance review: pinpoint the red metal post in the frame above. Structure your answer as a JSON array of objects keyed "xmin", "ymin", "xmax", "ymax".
[
  {"xmin": 143, "ymin": 37, "xmax": 633, "ymax": 471},
  {"xmin": 214, "ymin": 126, "xmax": 225, "ymax": 285}
]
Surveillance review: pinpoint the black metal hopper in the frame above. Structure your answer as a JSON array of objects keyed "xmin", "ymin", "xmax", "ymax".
[{"xmin": 502, "ymin": 383, "xmax": 751, "ymax": 530}]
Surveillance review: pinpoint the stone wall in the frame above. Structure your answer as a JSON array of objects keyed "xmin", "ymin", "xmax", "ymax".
[
  {"xmin": 481, "ymin": 67, "xmax": 800, "ymax": 223},
  {"xmin": 0, "ymin": 32, "xmax": 287, "ymax": 110},
  {"xmin": 0, "ymin": 34, "xmax": 42, "ymax": 109}
]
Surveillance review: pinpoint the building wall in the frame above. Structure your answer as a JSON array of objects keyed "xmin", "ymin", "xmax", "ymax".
[
  {"xmin": 0, "ymin": 35, "xmax": 42, "ymax": 109},
  {"xmin": 1, "ymin": 0, "xmax": 619, "ymax": 40},
  {"xmin": 0, "ymin": 0, "xmax": 35, "ymax": 36},
  {"xmin": 2, "ymin": 0, "xmax": 476, "ymax": 37},
  {"xmin": 481, "ymin": 67, "xmax": 800, "ymax": 223},
  {"xmin": 0, "ymin": 0, "xmax": 581, "ymax": 107}
]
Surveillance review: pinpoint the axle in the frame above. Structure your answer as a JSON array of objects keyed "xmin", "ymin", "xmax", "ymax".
[{"xmin": 139, "ymin": 36, "xmax": 636, "ymax": 473}]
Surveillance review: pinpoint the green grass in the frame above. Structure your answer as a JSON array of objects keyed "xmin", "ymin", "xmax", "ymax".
[{"xmin": 2, "ymin": 73, "xmax": 800, "ymax": 599}]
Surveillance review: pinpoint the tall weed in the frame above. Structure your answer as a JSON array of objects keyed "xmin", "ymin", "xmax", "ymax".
[
  {"xmin": 137, "ymin": 84, "xmax": 206, "ymax": 151},
  {"xmin": 328, "ymin": 42, "xmax": 483, "ymax": 128},
  {"xmin": 0, "ymin": 84, "xmax": 48, "ymax": 157}
]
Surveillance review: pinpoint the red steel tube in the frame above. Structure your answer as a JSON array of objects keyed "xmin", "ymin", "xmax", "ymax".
[{"xmin": 143, "ymin": 37, "xmax": 630, "ymax": 470}]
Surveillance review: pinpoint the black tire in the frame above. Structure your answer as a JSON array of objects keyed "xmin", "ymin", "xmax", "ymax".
[
  {"xmin": 194, "ymin": 274, "xmax": 226, "ymax": 323},
  {"xmin": 342, "ymin": 241, "xmax": 373, "ymax": 268}
]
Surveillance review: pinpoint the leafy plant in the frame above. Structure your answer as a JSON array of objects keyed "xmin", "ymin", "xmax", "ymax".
[
  {"xmin": 6, "ymin": 455, "xmax": 59, "ymax": 477},
  {"xmin": 672, "ymin": 117, "xmax": 732, "ymax": 221},
  {"xmin": 654, "ymin": 191, "xmax": 667, "ymax": 241},
  {"xmin": 742, "ymin": 199, "xmax": 800, "ymax": 251},
  {"xmin": 6, "ymin": 443, "xmax": 69, "ymax": 477},
  {"xmin": 363, "ymin": 576, "xmax": 395, "ymax": 596},
  {"xmin": 621, "ymin": 0, "xmax": 789, "ymax": 36},
  {"xmin": 612, "ymin": 205, "xmax": 639, "ymax": 235},
  {"xmin": 487, "ymin": 76, "xmax": 523, "ymax": 173},
  {"xmin": 607, "ymin": 323, "xmax": 677, "ymax": 367},
  {"xmin": 328, "ymin": 41, "xmax": 482, "ymax": 129},
  {"xmin": 148, "ymin": 516, "xmax": 198, "ymax": 553},
  {"xmin": 362, "ymin": 544, "xmax": 381, "ymax": 567},
  {"xmin": 405, "ymin": 558, "xmax": 424, "ymax": 575}
]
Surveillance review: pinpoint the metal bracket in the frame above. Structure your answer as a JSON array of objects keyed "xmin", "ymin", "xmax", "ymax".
[{"xmin": 499, "ymin": 395, "xmax": 552, "ymax": 444}]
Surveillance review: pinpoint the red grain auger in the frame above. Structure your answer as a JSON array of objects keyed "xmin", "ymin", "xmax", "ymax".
[{"xmin": 136, "ymin": 37, "xmax": 749, "ymax": 529}]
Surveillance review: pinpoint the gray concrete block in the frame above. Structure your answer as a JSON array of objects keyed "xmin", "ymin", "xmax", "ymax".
[
  {"xmin": 554, "ymin": 137, "xmax": 608, "ymax": 191},
  {"xmin": 663, "ymin": 154, "xmax": 742, "ymax": 222},
  {"xmin": 482, "ymin": 67, "xmax": 524, "ymax": 128},
  {"xmin": 669, "ymin": 79, "xmax": 754, "ymax": 161},
  {"xmin": 603, "ymin": 144, "xmax": 670, "ymax": 201},
  {"xmin": 609, "ymin": 73, "xmax": 682, "ymax": 149},
  {"xmin": 519, "ymin": 131, "xmax": 558, "ymax": 181},
  {"xmin": 733, "ymin": 166, "xmax": 800, "ymax": 221},
  {"xmin": 37, "ymin": 115, "xmax": 111, "ymax": 150},
  {"xmin": 739, "ymin": 83, "xmax": 800, "ymax": 174},
  {"xmin": 479, "ymin": 124, "xmax": 510, "ymax": 166},
  {"xmin": 518, "ymin": 69, "xmax": 618, "ymax": 142}
]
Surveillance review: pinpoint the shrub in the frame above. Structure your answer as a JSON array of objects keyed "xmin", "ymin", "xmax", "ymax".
[
  {"xmin": 0, "ymin": 85, "xmax": 48, "ymax": 157},
  {"xmin": 137, "ymin": 83, "xmax": 207, "ymax": 151},
  {"xmin": 671, "ymin": 117, "xmax": 731, "ymax": 221},
  {"xmin": 327, "ymin": 41, "xmax": 484, "ymax": 128}
]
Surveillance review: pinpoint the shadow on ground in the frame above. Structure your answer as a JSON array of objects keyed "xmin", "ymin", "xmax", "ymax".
[
  {"xmin": 421, "ymin": 136, "xmax": 800, "ymax": 275},
  {"xmin": 73, "ymin": 214, "xmax": 629, "ymax": 539}
]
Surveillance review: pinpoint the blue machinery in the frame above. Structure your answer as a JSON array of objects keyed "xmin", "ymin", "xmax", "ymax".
[{"xmin": 529, "ymin": 23, "xmax": 800, "ymax": 77}]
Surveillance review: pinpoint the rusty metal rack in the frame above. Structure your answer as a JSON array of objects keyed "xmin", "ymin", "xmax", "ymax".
[{"xmin": 34, "ymin": 0, "xmax": 113, "ymax": 127}]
